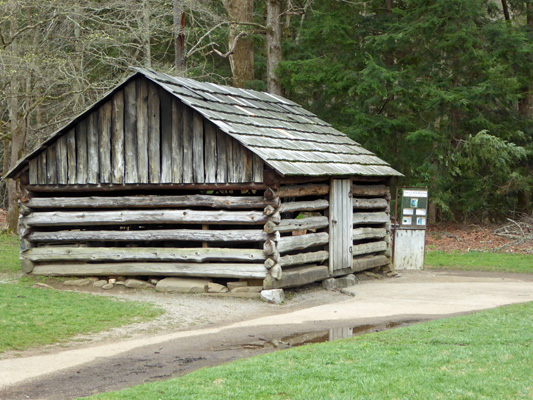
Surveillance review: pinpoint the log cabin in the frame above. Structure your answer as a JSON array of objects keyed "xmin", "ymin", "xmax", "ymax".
[{"xmin": 5, "ymin": 68, "xmax": 402, "ymax": 289}]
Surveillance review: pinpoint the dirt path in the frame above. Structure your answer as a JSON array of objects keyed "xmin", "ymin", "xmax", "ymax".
[{"xmin": 0, "ymin": 270, "xmax": 532, "ymax": 400}]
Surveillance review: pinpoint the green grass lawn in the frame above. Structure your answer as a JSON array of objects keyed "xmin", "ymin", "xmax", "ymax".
[
  {"xmin": 0, "ymin": 233, "xmax": 22, "ymax": 273},
  {"xmin": 0, "ymin": 282, "xmax": 163, "ymax": 353},
  {"xmin": 83, "ymin": 301, "xmax": 533, "ymax": 400},
  {"xmin": 0, "ymin": 233, "xmax": 163, "ymax": 353},
  {"xmin": 425, "ymin": 251, "xmax": 533, "ymax": 274}
]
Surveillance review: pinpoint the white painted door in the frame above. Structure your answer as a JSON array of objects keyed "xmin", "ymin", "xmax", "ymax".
[{"xmin": 329, "ymin": 179, "xmax": 353, "ymax": 273}]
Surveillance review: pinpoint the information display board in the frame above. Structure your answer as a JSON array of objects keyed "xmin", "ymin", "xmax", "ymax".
[{"xmin": 399, "ymin": 188, "xmax": 428, "ymax": 229}]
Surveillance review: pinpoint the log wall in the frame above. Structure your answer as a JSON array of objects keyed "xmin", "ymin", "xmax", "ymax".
[
  {"xmin": 262, "ymin": 181, "xmax": 331, "ymax": 289},
  {"xmin": 20, "ymin": 190, "xmax": 275, "ymax": 279},
  {"xmin": 28, "ymin": 77, "xmax": 263, "ymax": 186}
]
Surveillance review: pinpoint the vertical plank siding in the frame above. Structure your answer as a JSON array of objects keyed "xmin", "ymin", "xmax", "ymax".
[
  {"xmin": 111, "ymin": 90, "xmax": 125, "ymax": 184},
  {"xmin": 28, "ymin": 77, "xmax": 263, "ymax": 186}
]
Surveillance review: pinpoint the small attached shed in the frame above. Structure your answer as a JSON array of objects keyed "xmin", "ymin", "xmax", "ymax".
[{"xmin": 6, "ymin": 68, "xmax": 402, "ymax": 289}]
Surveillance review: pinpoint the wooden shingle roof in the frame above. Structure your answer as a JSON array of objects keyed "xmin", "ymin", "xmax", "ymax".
[
  {"xmin": 6, "ymin": 68, "xmax": 401, "ymax": 180},
  {"xmin": 138, "ymin": 68, "xmax": 401, "ymax": 177}
]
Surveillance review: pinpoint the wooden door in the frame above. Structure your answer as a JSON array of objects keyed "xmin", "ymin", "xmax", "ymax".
[{"xmin": 329, "ymin": 179, "xmax": 353, "ymax": 273}]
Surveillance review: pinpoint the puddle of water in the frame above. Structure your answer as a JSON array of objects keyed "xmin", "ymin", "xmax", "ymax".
[{"xmin": 244, "ymin": 320, "xmax": 421, "ymax": 349}]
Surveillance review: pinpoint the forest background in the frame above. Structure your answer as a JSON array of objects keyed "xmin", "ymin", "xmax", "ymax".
[{"xmin": 1, "ymin": 0, "xmax": 531, "ymax": 231}]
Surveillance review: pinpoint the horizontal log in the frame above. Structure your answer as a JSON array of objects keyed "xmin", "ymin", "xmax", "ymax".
[
  {"xmin": 277, "ymin": 232, "xmax": 329, "ymax": 253},
  {"xmin": 26, "ymin": 247, "xmax": 265, "ymax": 263},
  {"xmin": 353, "ymin": 198, "xmax": 388, "ymax": 210},
  {"xmin": 352, "ymin": 241, "xmax": 387, "ymax": 256},
  {"xmin": 279, "ymin": 199, "xmax": 329, "ymax": 213},
  {"xmin": 279, "ymin": 250, "xmax": 329, "ymax": 267},
  {"xmin": 353, "ymin": 212, "xmax": 389, "ymax": 225},
  {"xmin": 353, "ymin": 227, "xmax": 387, "ymax": 241},
  {"xmin": 27, "ymin": 183, "xmax": 268, "ymax": 192},
  {"xmin": 263, "ymin": 265, "xmax": 329, "ymax": 289},
  {"xmin": 31, "ymin": 262, "xmax": 267, "ymax": 279},
  {"xmin": 332, "ymin": 254, "xmax": 390, "ymax": 277},
  {"xmin": 27, "ymin": 229, "xmax": 267, "ymax": 243},
  {"xmin": 264, "ymin": 216, "xmax": 329, "ymax": 234},
  {"xmin": 352, "ymin": 255, "xmax": 389, "ymax": 272},
  {"xmin": 23, "ymin": 209, "xmax": 271, "ymax": 227},
  {"xmin": 27, "ymin": 195, "xmax": 269, "ymax": 210},
  {"xmin": 276, "ymin": 184, "xmax": 329, "ymax": 198},
  {"xmin": 352, "ymin": 184, "xmax": 389, "ymax": 197}
]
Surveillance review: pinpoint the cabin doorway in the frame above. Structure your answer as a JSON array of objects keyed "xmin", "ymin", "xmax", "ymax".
[{"xmin": 329, "ymin": 179, "xmax": 353, "ymax": 273}]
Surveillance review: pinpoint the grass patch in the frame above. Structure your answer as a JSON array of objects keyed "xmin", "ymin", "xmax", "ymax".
[
  {"xmin": 84, "ymin": 302, "xmax": 533, "ymax": 400},
  {"xmin": 425, "ymin": 251, "xmax": 533, "ymax": 274},
  {"xmin": 0, "ymin": 282, "xmax": 163, "ymax": 353},
  {"xmin": 0, "ymin": 233, "xmax": 21, "ymax": 273}
]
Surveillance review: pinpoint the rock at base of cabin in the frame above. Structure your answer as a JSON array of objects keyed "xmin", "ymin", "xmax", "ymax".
[
  {"xmin": 336, "ymin": 274, "xmax": 356, "ymax": 288},
  {"xmin": 125, "ymin": 279, "xmax": 155, "ymax": 289},
  {"xmin": 156, "ymin": 277, "xmax": 210, "ymax": 293},
  {"xmin": 102, "ymin": 283, "xmax": 114, "ymax": 290},
  {"xmin": 322, "ymin": 278, "xmax": 337, "ymax": 291},
  {"xmin": 87, "ymin": 277, "xmax": 99, "ymax": 282},
  {"xmin": 227, "ymin": 281, "xmax": 248, "ymax": 291},
  {"xmin": 64, "ymin": 279, "xmax": 91, "ymax": 287},
  {"xmin": 108, "ymin": 278, "xmax": 117, "ymax": 284},
  {"xmin": 149, "ymin": 279, "xmax": 160, "ymax": 285},
  {"xmin": 208, "ymin": 282, "xmax": 229, "ymax": 293},
  {"xmin": 93, "ymin": 280, "xmax": 108, "ymax": 288},
  {"xmin": 230, "ymin": 286, "xmax": 263, "ymax": 293},
  {"xmin": 261, "ymin": 289, "xmax": 285, "ymax": 304}
]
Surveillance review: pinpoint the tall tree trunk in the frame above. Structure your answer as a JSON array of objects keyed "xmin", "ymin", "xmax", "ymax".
[
  {"xmin": 266, "ymin": 0, "xmax": 283, "ymax": 95},
  {"xmin": 173, "ymin": 0, "xmax": 186, "ymax": 73},
  {"xmin": 142, "ymin": 0, "xmax": 152, "ymax": 68},
  {"xmin": 223, "ymin": 0, "xmax": 254, "ymax": 88},
  {"xmin": 6, "ymin": 2, "xmax": 22, "ymax": 232}
]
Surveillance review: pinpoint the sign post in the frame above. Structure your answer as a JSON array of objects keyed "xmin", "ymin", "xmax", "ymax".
[{"xmin": 394, "ymin": 188, "xmax": 428, "ymax": 270}]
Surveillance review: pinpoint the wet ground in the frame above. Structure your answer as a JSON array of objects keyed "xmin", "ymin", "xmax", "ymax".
[
  {"xmin": 0, "ymin": 316, "xmax": 432, "ymax": 400},
  {"xmin": 1, "ymin": 270, "xmax": 531, "ymax": 400}
]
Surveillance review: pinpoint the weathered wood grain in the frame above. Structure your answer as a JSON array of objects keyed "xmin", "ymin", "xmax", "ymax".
[
  {"xmin": 75, "ymin": 119, "xmax": 88, "ymax": 184},
  {"xmin": 329, "ymin": 179, "xmax": 353, "ymax": 272},
  {"xmin": 252, "ymin": 154, "xmax": 263, "ymax": 183},
  {"xmin": 277, "ymin": 232, "xmax": 329, "ymax": 253},
  {"xmin": 353, "ymin": 227, "xmax": 387, "ymax": 241},
  {"xmin": 124, "ymin": 81, "xmax": 138, "ymax": 183},
  {"xmin": 352, "ymin": 240, "xmax": 387, "ymax": 256},
  {"xmin": 353, "ymin": 212, "xmax": 389, "ymax": 225},
  {"xmin": 112, "ymin": 90, "xmax": 125, "ymax": 184},
  {"xmin": 148, "ymin": 83, "xmax": 161, "ymax": 183},
  {"xmin": 216, "ymin": 128, "xmax": 227, "ymax": 183},
  {"xmin": 352, "ymin": 184, "xmax": 389, "ymax": 197},
  {"xmin": 56, "ymin": 135, "xmax": 68, "ymax": 184},
  {"xmin": 46, "ymin": 145, "xmax": 57, "ymax": 184},
  {"xmin": 66, "ymin": 128, "xmax": 76, "ymax": 184},
  {"xmin": 23, "ymin": 209, "xmax": 269, "ymax": 226},
  {"xmin": 99, "ymin": 102, "xmax": 112, "ymax": 183},
  {"xmin": 160, "ymin": 89, "xmax": 173, "ymax": 183},
  {"xmin": 204, "ymin": 122, "xmax": 217, "ymax": 183},
  {"xmin": 192, "ymin": 111, "xmax": 205, "ymax": 183},
  {"xmin": 87, "ymin": 112, "xmax": 99, "ymax": 184},
  {"xmin": 182, "ymin": 107, "xmax": 193, "ymax": 183},
  {"xmin": 27, "ymin": 247, "xmax": 265, "ymax": 263},
  {"xmin": 263, "ymin": 264, "xmax": 329, "ymax": 289},
  {"xmin": 28, "ymin": 229, "xmax": 267, "ymax": 243},
  {"xmin": 353, "ymin": 198, "xmax": 388, "ymax": 209},
  {"xmin": 352, "ymin": 254, "xmax": 389, "ymax": 272},
  {"xmin": 29, "ymin": 158, "xmax": 38, "ymax": 185},
  {"xmin": 32, "ymin": 263, "xmax": 268, "ymax": 279},
  {"xmin": 279, "ymin": 199, "xmax": 329, "ymax": 213},
  {"xmin": 279, "ymin": 250, "xmax": 329, "ymax": 267},
  {"xmin": 277, "ymin": 184, "xmax": 330, "ymax": 198},
  {"xmin": 136, "ymin": 78, "xmax": 149, "ymax": 183},
  {"xmin": 27, "ymin": 194, "xmax": 268, "ymax": 209},
  {"xmin": 264, "ymin": 216, "xmax": 328, "ymax": 234},
  {"xmin": 171, "ymin": 98, "xmax": 183, "ymax": 183}
]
